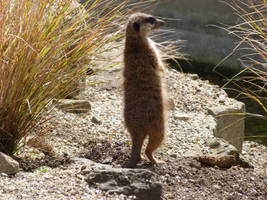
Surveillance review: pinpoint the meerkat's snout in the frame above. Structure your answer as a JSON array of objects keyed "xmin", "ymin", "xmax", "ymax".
[
  {"xmin": 159, "ymin": 20, "xmax": 165, "ymax": 26},
  {"xmin": 145, "ymin": 16, "xmax": 165, "ymax": 28},
  {"xmin": 153, "ymin": 18, "xmax": 165, "ymax": 28},
  {"xmin": 128, "ymin": 13, "xmax": 165, "ymax": 34},
  {"xmin": 144, "ymin": 16, "xmax": 165, "ymax": 31}
]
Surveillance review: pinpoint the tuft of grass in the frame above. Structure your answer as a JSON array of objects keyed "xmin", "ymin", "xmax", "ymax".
[
  {"xmin": 0, "ymin": 0, "xmax": 129, "ymax": 155},
  {"xmin": 222, "ymin": 0, "xmax": 266, "ymax": 142}
]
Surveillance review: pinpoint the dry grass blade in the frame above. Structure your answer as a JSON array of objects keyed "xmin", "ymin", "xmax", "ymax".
[
  {"xmin": 220, "ymin": 0, "xmax": 266, "ymax": 143},
  {"xmin": 223, "ymin": 0, "xmax": 266, "ymax": 114},
  {"xmin": 0, "ymin": 0, "xmax": 129, "ymax": 154}
]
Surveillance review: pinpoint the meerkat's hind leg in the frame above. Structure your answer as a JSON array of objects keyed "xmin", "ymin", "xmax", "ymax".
[
  {"xmin": 145, "ymin": 129, "xmax": 165, "ymax": 165},
  {"xmin": 124, "ymin": 132, "xmax": 145, "ymax": 168}
]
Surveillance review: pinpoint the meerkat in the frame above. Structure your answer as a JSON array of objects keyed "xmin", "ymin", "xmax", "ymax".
[{"xmin": 123, "ymin": 13, "xmax": 167, "ymax": 168}]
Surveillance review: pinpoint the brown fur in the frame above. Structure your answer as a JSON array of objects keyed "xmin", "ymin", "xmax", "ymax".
[{"xmin": 123, "ymin": 13, "xmax": 167, "ymax": 168}]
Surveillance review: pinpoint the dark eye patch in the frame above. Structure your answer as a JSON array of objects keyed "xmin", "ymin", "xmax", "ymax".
[
  {"xmin": 146, "ymin": 17, "xmax": 156, "ymax": 24},
  {"xmin": 133, "ymin": 22, "xmax": 140, "ymax": 32}
]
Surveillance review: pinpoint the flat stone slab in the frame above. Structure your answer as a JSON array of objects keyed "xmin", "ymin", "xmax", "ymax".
[
  {"xmin": 208, "ymin": 102, "xmax": 245, "ymax": 152},
  {"xmin": 87, "ymin": 168, "xmax": 162, "ymax": 200},
  {"xmin": 54, "ymin": 99, "xmax": 91, "ymax": 113},
  {"xmin": 73, "ymin": 158, "xmax": 162, "ymax": 200}
]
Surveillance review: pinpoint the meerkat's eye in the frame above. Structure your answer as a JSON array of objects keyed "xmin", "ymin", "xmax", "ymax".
[
  {"xmin": 146, "ymin": 17, "xmax": 156, "ymax": 24},
  {"xmin": 133, "ymin": 22, "xmax": 140, "ymax": 32}
]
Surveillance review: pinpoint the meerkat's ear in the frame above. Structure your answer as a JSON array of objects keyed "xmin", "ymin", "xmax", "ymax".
[{"xmin": 133, "ymin": 22, "xmax": 140, "ymax": 32}]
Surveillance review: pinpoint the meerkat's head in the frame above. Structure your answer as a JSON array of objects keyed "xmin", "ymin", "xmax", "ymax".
[{"xmin": 126, "ymin": 13, "xmax": 165, "ymax": 37}]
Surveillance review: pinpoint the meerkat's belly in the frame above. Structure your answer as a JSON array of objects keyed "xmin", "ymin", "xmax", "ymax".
[{"xmin": 124, "ymin": 76, "xmax": 164, "ymax": 130}]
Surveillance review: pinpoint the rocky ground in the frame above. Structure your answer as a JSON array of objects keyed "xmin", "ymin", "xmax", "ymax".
[{"xmin": 0, "ymin": 67, "xmax": 266, "ymax": 200}]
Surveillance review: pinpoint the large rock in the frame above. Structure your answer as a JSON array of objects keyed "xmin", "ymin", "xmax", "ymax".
[
  {"xmin": 208, "ymin": 102, "xmax": 245, "ymax": 152},
  {"xmin": 196, "ymin": 137, "xmax": 252, "ymax": 168},
  {"xmin": 0, "ymin": 152, "xmax": 20, "ymax": 175},
  {"xmin": 196, "ymin": 155, "xmax": 237, "ymax": 168},
  {"xmin": 73, "ymin": 158, "xmax": 162, "ymax": 200},
  {"xmin": 207, "ymin": 138, "xmax": 239, "ymax": 158},
  {"xmin": 195, "ymin": 138, "xmax": 240, "ymax": 168},
  {"xmin": 87, "ymin": 168, "xmax": 162, "ymax": 200}
]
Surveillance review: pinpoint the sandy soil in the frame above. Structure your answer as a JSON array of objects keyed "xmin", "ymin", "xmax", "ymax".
[{"xmin": 0, "ymin": 68, "xmax": 266, "ymax": 200}]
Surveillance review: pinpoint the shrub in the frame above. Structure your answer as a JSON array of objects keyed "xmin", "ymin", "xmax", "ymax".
[
  {"xmin": 0, "ymin": 0, "xmax": 128, "ymax": 154},
  {"xmin": 224, "ymin": 0, "xmax": 266, "ymax": 142}
]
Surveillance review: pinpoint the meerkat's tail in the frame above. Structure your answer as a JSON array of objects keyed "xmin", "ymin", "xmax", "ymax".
[{"xmin": 145, "ymin": 127, "xmax": 165, "ymax": 164}]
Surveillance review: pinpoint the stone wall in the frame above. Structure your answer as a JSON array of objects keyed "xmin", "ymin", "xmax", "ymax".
[
  {"xmin": 148, "ymin": 0, "xmax": 249, "ymax": 71},
  {"xmin": 79, "ymin": 0, "xmax": 251, "ymax": 71}
]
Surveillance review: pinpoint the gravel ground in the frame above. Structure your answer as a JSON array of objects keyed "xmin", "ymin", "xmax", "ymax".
[{"xmin": 0, "ymin": 67, "xmax": 266, "ymax": 200}]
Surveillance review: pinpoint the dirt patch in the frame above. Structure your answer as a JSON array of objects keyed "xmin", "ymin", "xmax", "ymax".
[
  {"xmin": 79, "ymin": 139, "xmax": 267, "ymax": 200},
  {"xmin": 15, "ymin": 153, "xmax": 72, "ymax": 172},
  {"xmin": 79, "ymin": 140, "xmax": 131, "ymax": 166}
]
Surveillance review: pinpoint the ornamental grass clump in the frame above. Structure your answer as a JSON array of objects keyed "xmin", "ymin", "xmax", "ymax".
[
  {"xmin": 223, "ymin": 0, "xmax": 266, "ymax": 142},
  {"xmin": 0, "ymin": 0, "xmax": 128, "ymax": 155},
  {"xmin": 229, "ymin": 0, "xmax": 267, "ymax": 109},
  {"xmin": 225, "ymin": 0, "xmax": 266, "ymax": 116}
]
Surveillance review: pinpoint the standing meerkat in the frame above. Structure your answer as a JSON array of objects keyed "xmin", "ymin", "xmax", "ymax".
[{"xmin": 123, "ymin": 13, "xmax": 167, "ymax": 168}]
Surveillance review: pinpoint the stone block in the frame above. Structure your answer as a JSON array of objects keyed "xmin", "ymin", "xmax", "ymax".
[
  {"xmin": 0, "ymin": 152, "xmax": 20, "ymax": 175},
  {"xmin": 54, "ymin": 99, "xmax": 91, "ymax": 113},
  {"xmin": 208, "ymin": 102, "xmax": 245, "ymax": 152}
]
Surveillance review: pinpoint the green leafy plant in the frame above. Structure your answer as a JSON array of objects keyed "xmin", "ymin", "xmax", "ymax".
[{"xmin": 0, "ymin": 0, "xmax": 129, "ymax": 155}]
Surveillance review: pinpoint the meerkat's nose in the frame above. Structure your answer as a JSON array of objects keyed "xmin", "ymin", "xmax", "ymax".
[{"xmin": 157, "ymin": 19, "xmax": 165, "ymax": 26}]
